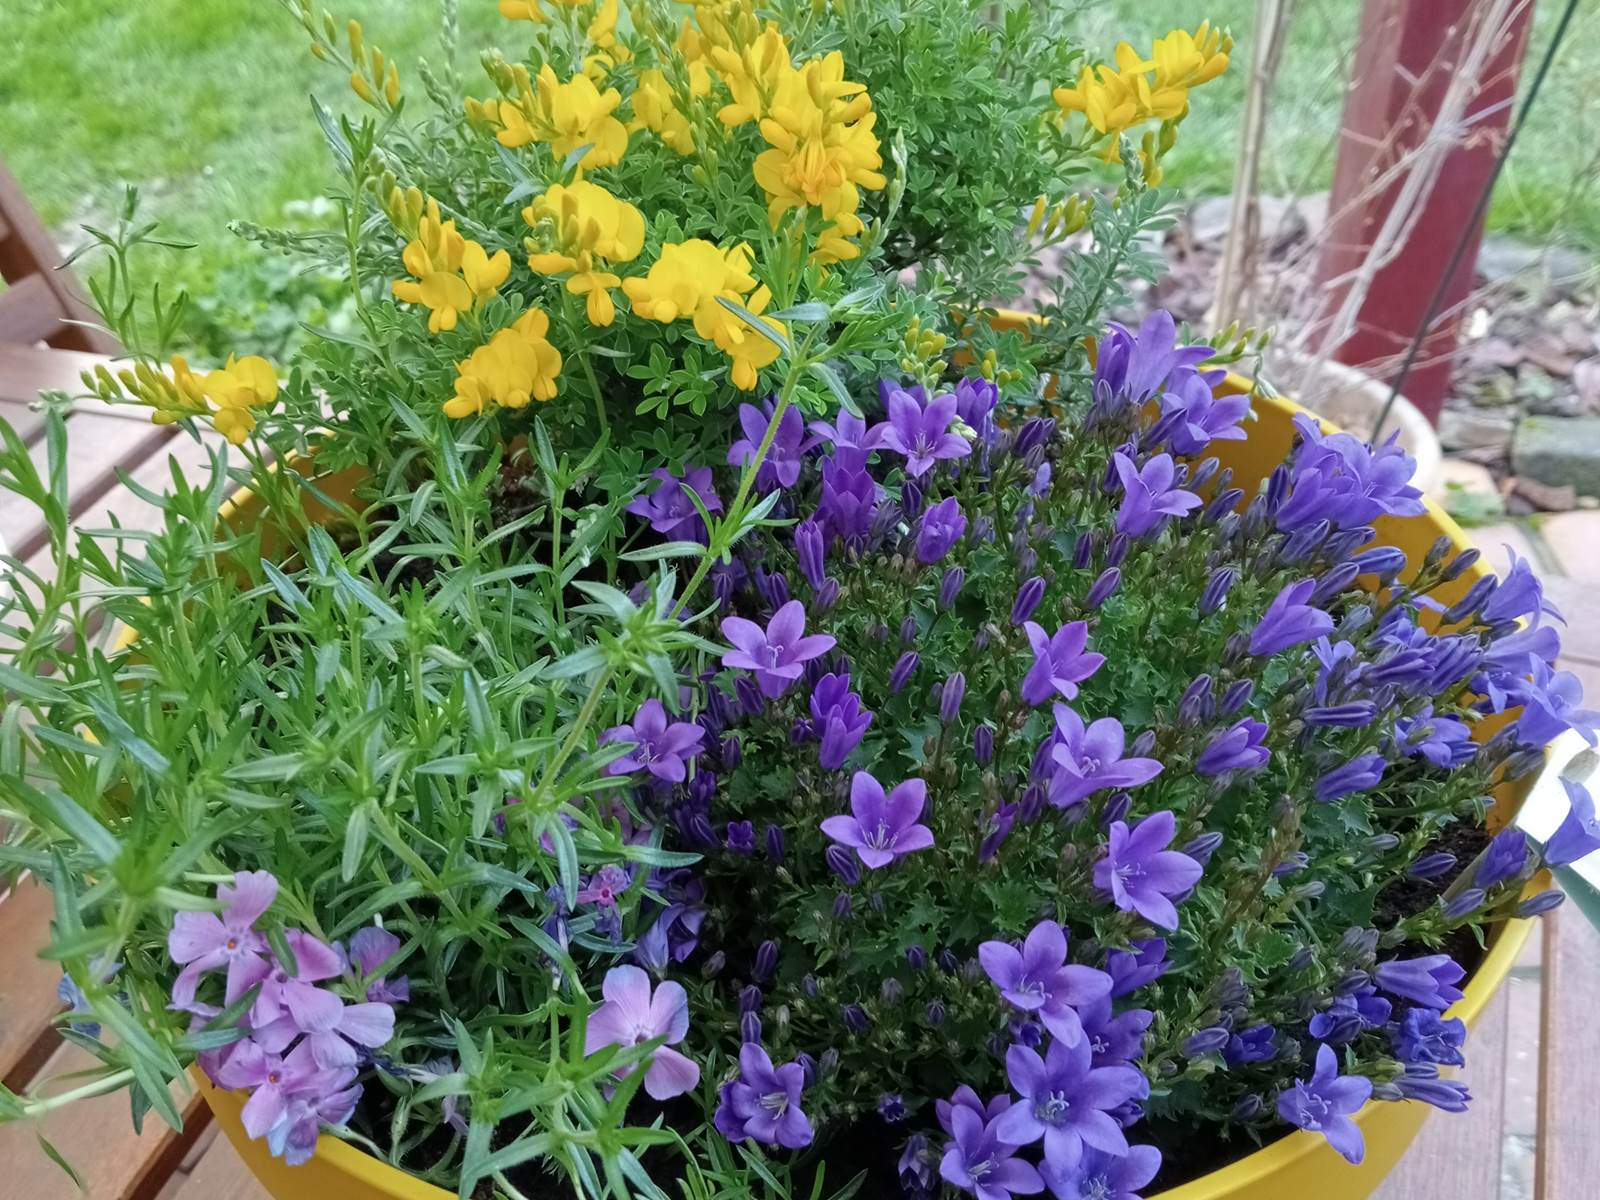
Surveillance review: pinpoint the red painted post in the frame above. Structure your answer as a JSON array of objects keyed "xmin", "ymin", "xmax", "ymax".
[{"xmin": 1311, "ymin": 0, "xmax": 1535, "ymax": 424}]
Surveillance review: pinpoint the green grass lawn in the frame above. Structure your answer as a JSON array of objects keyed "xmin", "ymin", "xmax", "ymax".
[{"xmin": 2, "ymin": 0, "xmax": 1595, "ymax": 357}]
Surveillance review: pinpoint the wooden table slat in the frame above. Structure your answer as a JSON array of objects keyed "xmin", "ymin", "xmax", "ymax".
[
  {"xmin": 1373, "ymin": 978, "xmax": 1510, "ymax": 1200},
  {"xmin": 165, "ymin": 1129, "xmax": 271, "ymax": 1200},
  {"xmin": 0, "ymin": 341, "xmax": 109, "ymax": 408},
  {"xmin": 0, "ymin": 879, "xmax": 65, "ymax": 1090},
  {"xmin": 1534, "ymin": 909, "xmax": 1600, "ymax": 1199},
  {"xmin": 0, "ymin": 412, "xmax": 176, "ymax": 565},
  {"xmin": 0, "ymin": 1041, "xmax": 203, "ymax": 1200},
  {"xmin": 0, "ymin": 274, "xmax": 68, "ymax": 347}
]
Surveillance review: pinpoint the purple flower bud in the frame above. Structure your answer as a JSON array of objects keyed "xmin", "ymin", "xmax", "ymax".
[
  {"xmin": 970, "ymin": 515, "xmax": 994, "ymax": 543},
  {"xmin": 726, "ymin": 820, "xmax": 756, "ymax": 854},
  {"xmin": 938, "ymin": 566, "xmax": 965, "ymax": 610},
  {"xmin": 801, "ymin": 973, "xmax": 819, "ymax": 997},
  {"xmin": 789, "ymin": 718, "xmax": 814, "ymax": 744},
  {"xmin": 826, "ymin": 844, "xmax": 861, "ymax": 886},
  {"xmin": 880, "ymin": 977, "xmax": 903, "ymax": 1005},
  {"xmin": 1335, "ymin": 971, "xmax": 1370, "ymax": 994},
  {"xmin": 757, "ymin": 568, "xmax": 790, "ymax": 610},
  {"xmin": 937, "ymin": 949, "xmax": 960, "ymax": 974},
  {"xmin": 721, "ymin": 734, "xmax": 743, "ymax": 770},
  {"xmin": 1219, "ymin": 678, "xmax": 1254, "ymax": 715},
  {"xmin": 926, "ymin": 1000, "xmax": 946, "ymax": 1026},
  {"xmin": 841, "ymin": 1003, "xmax": 870, "ymax": 1034},
  {"xmin": 1183, "ymin": 831, "xmax": 1224, "ymax": 865},
  {"xmin": 1441, "ymin": 547, "xmax": 1480, "ymax": 582},
  {"xmin": 1203, "ymin": 487, "xmax": 1245, "ymax": 523},
  {"xmin": 1011, "ymin": 576, "xmax": 1046, "ymax": 625},
  {"xmin": 740, "ymin": 1011, "xmax": 762, "ymax": 1043},
  {"xmin": 940, "ymin": 672, "xmax": 966, "ymax": 723},
  {"xmin": 1182, "ymin": 1026, "xmax": 1231, "ymax": 1056},
  {"xmin": 1199, "ymin": 567, "xmax": 1237, "ymax": 616},
  {"xmin": 1408, "ymin": 853, "xmax": 1457, "ymax": 880},
  {"xmin": 795, "ymin": 520, "xmax": 827, "ymax": 589},
  {"xmin": 1231, "ymin": 1094, "xmax": 1265, "ymax": 1122},
  {"xmin": 1072, "ymin": 532, "xmax": 1098, "ymax": 570},
  {"xmin": 1085, "ymin": 567, "xmax": 1121, "ymax": 609},
  {"xmin": 1310, "ymin": 561, "xmax": 1361, "ymax": 607},
  {"xmin": 1192, "ymin": 457, "xmax": 1221, "ymax": 488},
  {"xmin": 902, "ymin": 478, "xmax": 925, "ymax": 521},
  {"xmin": 905, "ymin": 944, "xmax": 926, "ymax": 970},
  {"xmin": 1441, "ymin": 889, "xmax": 1485, "ymax": 921},
  {"xmin": 765, "ymin": 823, "xmax": 785, "ymax": 862},
  {"xmin": 833, "ymin": 892, "xmax": 853, "ymax": 920},
  {"xmin": 889, "ymin": 651, "xmax": 919, "ymax": 694},
  {"xmin": 701, "ymin": 951, "xmax": 726, "ymax": 978},
  {"xmin": 1018, "ymin": 783, "xmax": 1047, "ymax": 823},
  {"xmin": 1351, "ymin": 546, "xmax": 1407, "ymax": 582},
  {"xmin": 1273, "ymin": 852, "xmax": 1310, "ymax": 877},
  {"xmin": 1442, "ymin": 575, "xmax": 1497, "ymax": 625},
  {"xmin": 1014, "ymin": 417, "xmax": 1053, "ymax": 457},
  {"xmin": 736, "ymin": 675, "xmax": 764, "ymax": 716},
  {"xmin": 1178, "ymin": 674, "xmax": 1214, "ymax": 726},
  {"xmin": 688, "ymin": 812, "xmax": 717, "ymax": 846},
  {"xmin": 973, "ymin": 725, "xmax": 995, "ymax": 766},
  {"xmin": 1102, "ymin": 791, "xmax": 1133, "ymax": 826},
  {"xmin": 1131, "ymin": 730, "xmax": 1157, "ymax": 757},
  {"xmin": 899, "ymin": 615, "xmax": 918, "ymax": 644},
  {"xmin": 1105, "ymin": 532, "xmax": 1130, "ymax": 568},
  {"xmin": 815, "ymin": 576, "xmax": 840, "ymax": 613},
  {"xmin": 878, "ymin": 1093, "xmax": 907, "ymax": 1123},
  {"xmin": 754, "ymin": 940, "xmax": 780, "ymax": 980},
  {"xmin": 1290, "ymin": 881, "xmax": 1326, "ymax": 901},
  {"xmin": 1287, "ymin": 945, "xmax": 1317, "ymax": 971},
  {"xmin": 1366, "ymin": 832, "xmax": 1400, "ymax": 854},
  {"xmin": 1516, "ymin": 890, "xmax": 1565, "ymax": 917},
  {"xmin": 795, "ymin": 1052, "xmax": 818, "ymax": 1086},
  {"xmin": 1303, "ymin": 701, "xmax": 1378, "ymax": 728},
  {"xmin": 820, "ymin": 1048, "xmax": 839, "ymax": 1077},
  {"xmin": 690, "ymin": 770, "xmax": 718, "ymax": 806},
  {"xmin": 739, "ymin": 984, "xmax": 764, "ymax": 1012}
]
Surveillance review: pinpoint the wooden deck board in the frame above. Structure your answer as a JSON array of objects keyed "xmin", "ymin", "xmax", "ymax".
[
  {"xmin": 1373, "ymin": 978, "xmax": 1510, "ymax": 1200},
  {"xmin": 0, "ymin": 411, "xmax": 176, "ymax": 565},
  {"xmin": 165, "ymin": 1130, "xmax": 271, "ymax": 1200},
  {"xmin": 0, "ymin": 878, "xmax": 63, "ymax": 1091},
  {"xmin": 0, "ymin": 1041, "xmax": 203, "ymax": 1200},
  {"xmin": 1534, "ymin": 909, "xmax": 1600, "ymax": 1199}
]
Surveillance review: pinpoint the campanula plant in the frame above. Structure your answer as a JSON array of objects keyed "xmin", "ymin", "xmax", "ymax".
[{"xmin": 2, "ymin": 1, "xmax": 1585, "ymax": 1199}]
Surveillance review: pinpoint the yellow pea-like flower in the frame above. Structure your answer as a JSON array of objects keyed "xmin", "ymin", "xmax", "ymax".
[
  {"xmin": 523, "ymin": 181, "xmax": 645, "ymax": 327},
  {"xmin": 445, "ymin": 308, "xmax": 564, "ymax": 418},
  {"xmin": 623, "ymin": 240, "xmax": 785, "ymax": 390}
]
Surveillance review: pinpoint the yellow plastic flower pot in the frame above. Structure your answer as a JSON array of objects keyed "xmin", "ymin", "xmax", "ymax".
[{"xmin": 188, "ymin": 332, "xmax": 1532, "ymax": 1200}]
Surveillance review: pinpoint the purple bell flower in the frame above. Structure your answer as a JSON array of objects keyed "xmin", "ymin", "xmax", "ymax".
[
  {"xmin": 1275, "ymin": 1043, "xmax": 1373, "ymax": 1164},
  {"xmin": 1374, "ymin": 955, "xmax": 1465, "ymax": 1011},
  {"xmin": 821, "ymin": 771, "xmax": 935, "ymax": 869},
  {"xmin": 599, "ymin": 698, "xmax": 706, "ymax": 782},
  {"xmin": 721, "ymin": 600, "xmax": 837, "ymax": 699},
  {"xmin": 1195, "ymin": 719, "xmax": 1270, "ymax": 776},
  {"xmin": 940, "ymin": 1101, "xmax": 1045, "ymax": 1200},
  {"xmin": 728, "ymin": 401, "xmax": 817, "ymax": 490},
  {"xmin": 1091, "ymin": 810, "xmax": 1203, "ymax": 931},
  {"xmin": 917, "ymin": 497, "xmax": 968, "ymax": 564},
  {"xmin": 1047, "ymin": 706, "xmax": 1164, "ymax": 807},
  {"xmin": 994, "ymin": 1036, "xmax": 1147, "ymax": 1173},
  {"xmin": 978, "ymin": 919, "xmax": 1114, "ymax": 1046},
  {"xmin": 714, "ymin": 1043, "xmax": 813, "ymax": 1148},
  {"xmin": 625, "ymin": 467, "xmax": 723, "ymax": 542},
  {"xmin": 1021, "ymin": 621, "xmax": 1105, "ymax": 706},
  {"xmin": 1250, "ymin": 579, "xmax": 1335, "ymax": 657},
  {"xmin": 881, "ymin": 386, "xmax": 971, "ymax": 477},
  {"xmin": 1111, "ymin": 452, "xmax": 1202, "ymax": 538}
]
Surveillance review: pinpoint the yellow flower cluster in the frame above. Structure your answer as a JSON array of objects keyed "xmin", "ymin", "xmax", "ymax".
[
  {"xmin": 1053, "ymin": 23, "xmax": 1230, "ymax": 150},
  {"xmin": 445, "ymin": 308, "xmax": 564, "ymax": 418},
  {"xmin": 468, "ymin": 63, "xmax": 628, "ymax": 170},
  {"xmin": 97, "ymin": 354, "xmax": 279, "ymax": 446},
  {"xmin": 629, "ymin": 1, "xmax": 884, "ymax": 265},
  {"xmin": 623, "ymin": 240, "xmax": 785, "ymax": 389},
  {"xmin": 390, "ymin": 194, "xmax": 511, "ymax": 333},
  {"xmin": 523, "ymin": 181, "xmax": 647, "ymax": 326}
]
